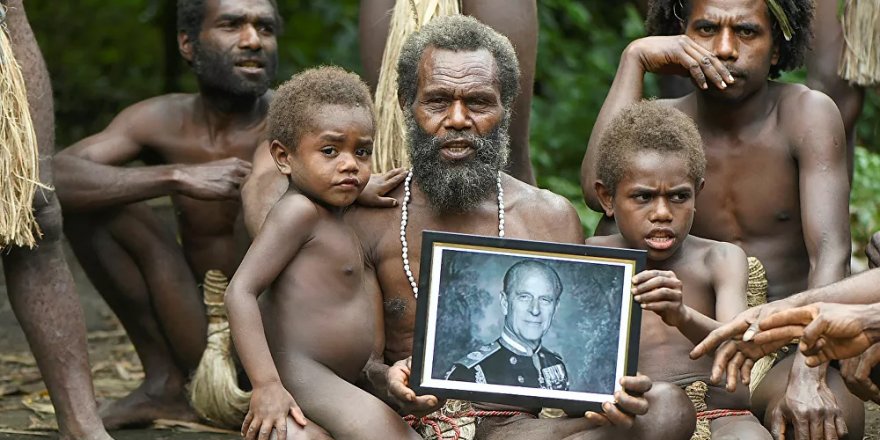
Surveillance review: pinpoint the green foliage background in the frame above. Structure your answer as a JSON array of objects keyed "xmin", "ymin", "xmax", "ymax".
[{"xmin": 27, "ymin": 0, "xmax": 880, "ymax": 244}]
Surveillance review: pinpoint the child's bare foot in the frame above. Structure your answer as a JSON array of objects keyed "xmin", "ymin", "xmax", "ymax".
[{"xmin": 99, "ymin": 385, "xmax": 199, "ymax": 430}]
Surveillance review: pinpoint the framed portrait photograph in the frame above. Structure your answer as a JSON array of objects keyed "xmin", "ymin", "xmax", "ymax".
[{"xmin": 410, "ymin": 231, "xmax": 645, "ymax": 413}]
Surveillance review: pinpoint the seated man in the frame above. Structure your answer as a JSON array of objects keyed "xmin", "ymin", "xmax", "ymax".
[
  {"xmin": 244, "ymin": 15, "xmax": 697, "ymax": 440},
  {"xmin": 446, "ymin": 260, "xmax": 569, "ymax": 391},
  {"xmin": 587, "ymin": 101, "xmax": 769, "ymax": 438},
  {"xmin": 52, "ymin": 0, "xmax": 280, "ymax": 428},
  {"xmin": 580, "ymin": 0, "xmax": 863, "ymax": 438}
]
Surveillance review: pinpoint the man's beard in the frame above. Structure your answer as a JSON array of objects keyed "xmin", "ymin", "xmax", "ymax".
[
  {"xmin": 191, "ymin": 41, "xmax": 277, "ymax": 100},
  {"xmin": 405, "ymin": 112, "xmax": 510, "ymax": 213}
]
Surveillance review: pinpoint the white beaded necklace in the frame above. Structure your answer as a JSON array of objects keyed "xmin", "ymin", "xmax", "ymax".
[{"xmin": 400, "ymin": 170, "xmax": 505, "ymax": 298}]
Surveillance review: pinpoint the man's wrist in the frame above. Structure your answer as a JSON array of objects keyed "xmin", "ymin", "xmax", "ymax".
[{"xmin": 168, "ymin": 166, "xmax": 186, "ymax": 193}]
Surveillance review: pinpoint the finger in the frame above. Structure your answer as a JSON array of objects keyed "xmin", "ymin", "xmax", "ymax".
[
  {"xmin": 620, "ymin": 375, "xmax": 653, "ymax": 395},
  {"xmin": 412, "ymin": 394, "xmax": 439, "ymax": 411},
  {"xmin": 242, "ymin": 411, "xmax": 255, "ymax": 436},
  {"xmin": 823, "ymin": 417, "xmax": 837, "ymax": 440},
  {"xmin": 583, "ymin": 411, "xmax": 610, "ymax": 427},
  {"xmin": 632, "ymin": 270, "xmax": 681, "ymax": 289},
  {"xmin": 709, "ymin": 342, "xmax": 738, "ymax": 384},
  {"xmin": 290, "ymin": 406, "xmax": 308, "ymax": 427},
  {"xmin": 758, "ymin": 307, "xmax": 815, "ymax": 331},
  {"xmin": 600, "ymin": 401, "xmax": 634, "ymax": 429},
  {"xmin": 614, "ymin": 390, "xmax": 649, "ymax": 416},
  {"xmin": 378, "ymin": 169, "xmax": 407, "ymax": 191},
  {"xmin": 741, "ymin": 357, "xmax": 755, "ymax": 385},
  {"xmin": 275, "ymin": 418, "xmax": 288, "ymax": 440},
  {"xmin": 809, "ymin": 414, "xmax": 825, "ymax": 440},
  {"xmin": 726, "ymin": 352, "xmax": 745, "ymax": 392},
  {"xmin": 692, "ymin": 320, "xmax": 752, "ymax": 358},
  {"xmin": 257, "ymin": 420, "xmax": 273, "ymax": 440},
  {"xmin": 769, "ymin": 408, "xmax": 786, "ymax": 440},
  {"xmin": 800, "ymin": 318, "xmax": 830, "ymax": 348},
  {"xmin": 245, "ymin": 418, "xmax": 261, "ymax": 440},
  {"xmin": 633, "ymin": 288, "xmax": 680, "ymax": 304},
  {"xmin": 685, "ymin": 38, "xmax": 733, "ymax": 83},
  {"xmin": 369, "ymin": 196, "xmax": 399, "ymax": 208},
  {"xmin": 793, "ymin": 416, "xmax": 809, "ymax": 440},
  {"xmin": 389, "ymin": 379, "xmax": 416, "ymax": 402},
  {"xmin": 640, "ymin": 300, "xmax": 681, "ymax": 312},
  {"xmin": 752, "ymin": 326, "xmax": 805, "ymax": 346},
  {"xmin": 854, "ymin": 358, "xmax": 880, "ymax": 398},
  {"xmin": 835, "ymin": 415, "xmax": 848, "ymax": 438},
  {"xmin": 804, "ymin": 353, "xmax": 829, "ymax": 368},
  {"xmin": 680, "ymin": 42, "xmax": 721, "ymax": 89}
]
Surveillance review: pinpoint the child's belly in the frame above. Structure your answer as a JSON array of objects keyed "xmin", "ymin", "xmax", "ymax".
[{"xmin": 262, "ymin": 290, "xmax": 375, "ymax": 383}]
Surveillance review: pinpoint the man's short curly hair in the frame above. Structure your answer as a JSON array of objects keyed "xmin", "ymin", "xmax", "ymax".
[
  {"xmin": 269, "ymin": 66, "xmax": 375, "ymax": 149},
  {"xmin": 644, "ymin": 0, "xmax": 813, "ymax": 78},
  {"xmin": 397, "ymin": 15, "xmax": 520, "ymax": 109},
  {"xmin": 177, "ymin": 0, "xmax": 283, "ymax": 41},
  {"xmin": 596, "ymin": 101, "xmax": 705, "ymax": 194}
]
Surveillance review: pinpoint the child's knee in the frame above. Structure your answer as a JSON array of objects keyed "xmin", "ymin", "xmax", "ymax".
[{"xmin": 640, "ymin": 381, "xmax": 696, "ymax": 440}]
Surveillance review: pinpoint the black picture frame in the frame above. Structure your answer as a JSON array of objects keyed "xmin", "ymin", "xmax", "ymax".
[{"xmin": 410, "ymin": 231, "xmax": 645, "ymax": 414}]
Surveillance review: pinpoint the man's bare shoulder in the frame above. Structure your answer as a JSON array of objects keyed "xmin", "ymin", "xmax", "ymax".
[
  {"xmin": 346, "ymin": 187, "xmax": 404, "ymax": 253},
  {"xmin": 505, "ymin": 174, "xmax": 583, "ymax": 242},
  {"xmin": 773, "ymin": 82, "xmax": 839, "ymax": 126},
  {"xmin": 584, "ymin": 233, "xmax": 626, "ymax": 248},
  {"xmin": 112, "ymin": 93, "xmax": 198, "ymax": 136}
]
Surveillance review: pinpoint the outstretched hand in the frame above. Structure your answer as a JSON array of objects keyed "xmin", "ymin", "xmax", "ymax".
[
  {"xmin": 690, "ymin": 301, "xmax": 797, "ymax": 391},
  {"xmin": 632, "ymin": 270, "xmax": 686, "ymax": 327},
  {"xmin": 839, "ymin": 344, "xmax": 880, "ymax": 403},
  {"xmin": 357, "ymin": 168, "xmax": 406, "ymax": 208},
  {"xmin": 583, "ymin": 375, "xmax": 651, "ymax": 430},
  {"xmin": 754, "ymin": 302, "xmax": 879, "ymax": 366},
  {"xmin": 387, "ymin": 357, "xmax": 442, "ymax": 416},
  {"xmin": 242, "ymin": 381, "xmax": 307, "ymax": 440},
  {"xmin": 627, "ymin": 35, "xmax": 733, "ymax": 90}
]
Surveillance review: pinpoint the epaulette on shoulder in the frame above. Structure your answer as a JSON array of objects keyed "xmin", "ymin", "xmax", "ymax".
[{"xmin": 454, "ymin": 341, "xmax": 501, "ymax": 369}]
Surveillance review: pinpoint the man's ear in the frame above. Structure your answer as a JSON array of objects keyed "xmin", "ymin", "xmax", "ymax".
[
  {"xmin": 594, "ymin": 180, "xmax": 615, "ymax": 217},
  {"xmin": 771, "ymin": 43, "xmax": 780, "ymax": 66},
  {"xmin": 178, "ymin": 31, "xmax": 194, "ymax": 64},
  {"xmin": 499, "ymin": 291, "xmax": 508, "ymax": 316},
  {"xmin": 696, "ymin": 178, "xmax": 706, "ymax": 194},
  {"xmin": 397, "ymin": 91, "xmax": 407, "ymax": 112},
  {"xmin": 270, "ymin": 140, "xmax": 293, "ymax": 175}
]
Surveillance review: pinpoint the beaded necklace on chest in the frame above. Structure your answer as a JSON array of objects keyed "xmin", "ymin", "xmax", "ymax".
[{"xmin": 400, "ymin": 170, "xmax": 505, "ymax": 298}]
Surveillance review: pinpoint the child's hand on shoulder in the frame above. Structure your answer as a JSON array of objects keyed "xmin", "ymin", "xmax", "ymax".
[
  {"xmin": 632, "ymin": 270, "xmax": 687, "ymax": 327},
  {"xmin": 242, "ymin": 380, "xmax": 307, "ymax": 440}
]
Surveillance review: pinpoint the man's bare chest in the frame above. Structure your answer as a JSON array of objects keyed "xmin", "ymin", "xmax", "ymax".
[
  {"xmin": 149, "ymin": 129, "xmax": 263, "ymax": 165},
  {"xmin": 692, "ymin": 137, "xmax": 800, "ymax": 240}
]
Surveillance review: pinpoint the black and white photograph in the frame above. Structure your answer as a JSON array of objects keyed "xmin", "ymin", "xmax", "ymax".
[{"xmin": 410, "ymin": 232, "xmax": 645, "ymax": 412}]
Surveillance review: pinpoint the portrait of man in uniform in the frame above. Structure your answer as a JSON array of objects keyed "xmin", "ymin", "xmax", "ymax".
[{"xmin": 445, "ymin": 260, "xmax": 570, "ymax": 391}]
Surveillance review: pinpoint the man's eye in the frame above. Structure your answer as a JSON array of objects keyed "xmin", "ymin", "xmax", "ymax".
[
  {"xmin": 516, "ymin": 294, "xmax": 531, "ymax": 302},
  {"xmin": 698, "ymin": 25, "xmax": 716, "ymax": 34},
  {"xmin": 737, "ymin": 28, "xmax": 755, "ymax": 37},
  {"xmin": 258, "ymin": 25, "xmax": 275, "ymax": 34},
  {"xmin": 633, "ymin": 194, "xmax": 651, "ymax": 202},
  {"xmin": 356, "ymin": 147, "xmax": 373, "ymax": 157},
  {"xmin": 539, "ymin": 298, "xmax": 553, "ymax": 305}
]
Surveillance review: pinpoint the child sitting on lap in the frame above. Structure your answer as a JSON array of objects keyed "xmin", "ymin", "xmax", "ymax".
[{"xmin": 226, "ymin": 67, "xmax": 421, "ymax": 440}]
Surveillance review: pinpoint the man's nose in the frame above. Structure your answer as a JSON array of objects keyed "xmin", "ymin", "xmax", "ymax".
[
  {"xmin": 714, "ymin": 28, "xmax": 738, "ymax": 61},
  {"xmin": 239, "ymin": 24, "xmax": 263, "ymax": 51},
  {"xmin": 444, "ymin": 100, "xmax": 473, "ymax": 131},
  {"xmin": 529, "ymin": 298, "xmax": 541, "ymax": 315}
]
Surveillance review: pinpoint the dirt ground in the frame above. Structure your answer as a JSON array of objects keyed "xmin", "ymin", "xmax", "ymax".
[{"xmin": 0, "ymin": 240, "xmax": 878, "ymax": 439}]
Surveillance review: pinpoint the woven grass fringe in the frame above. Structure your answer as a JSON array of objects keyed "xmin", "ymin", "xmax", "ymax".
[
  {"xmin": 188, "ymin": 270, "xmax": 250, "ymax": 429},
  {"xmin": 744, "ymin": 257, "xmax": 777, "ymax": 395},
  {"xmin": 0, "ymin": 8, "xmax": 44, "ymax": 249},
  {"xmin": 838, "ymin": 0, "xmax": 880, "ymax": 86},
  {"xmin": 372, "ymin": 0, "xmax": 460, "ymax": 173}
]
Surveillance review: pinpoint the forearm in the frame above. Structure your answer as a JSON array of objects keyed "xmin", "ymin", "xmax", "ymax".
[
  {"xmin": 806, "ymin": 247, "xmax": 850, "ymax": 290},
  {"xmin": 581, "ymin": 44, "xmax": 647, "ymax": 210},
  {"xmin": 53, "ymin": 155, "xmax": 181, "ymax": 211},
  {"xmin": 225, "ymin": 288, "xmax": 282, "ymax": 387},
  {"xmin": 676, "ymin": 306, "xmax": 722, "ymax": 346},
  {"xmin": 791, "ymin": 268, "xmax": 880, "ymax": 306}
]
